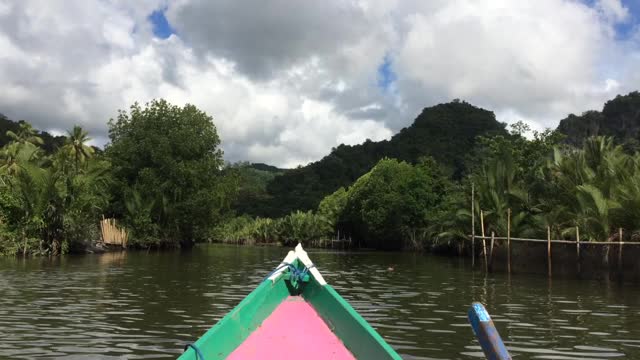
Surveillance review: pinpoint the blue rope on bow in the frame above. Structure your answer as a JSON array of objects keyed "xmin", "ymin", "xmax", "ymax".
[
  {"xmin": 296, "ymin": 263, "xmax": 315, "ymax": 280},
  {"xmin": 264, "ymin": 262, "xmax": 315, "ymax": 283},
  {"xmin": 184, "ymin": 343, "xmax": 205, "ymax": 360}
]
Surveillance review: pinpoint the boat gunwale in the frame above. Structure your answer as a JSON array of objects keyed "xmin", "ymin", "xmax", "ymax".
[
  {"xmin": 178, "ymin": 245, "xmax": 401, "ymax": 360},
  {"xmin": 303, "ymin": 270, "xmax": 402, "ymax": 359},
  {"xmin": 177, "ymin": 263, "xmax": 291, "ymax": 359}
]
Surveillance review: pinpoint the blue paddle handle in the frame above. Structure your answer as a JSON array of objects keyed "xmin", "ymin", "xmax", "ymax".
[{"xmin": 468, "ymin": 302, "xmax": 511, "ymax": 360}]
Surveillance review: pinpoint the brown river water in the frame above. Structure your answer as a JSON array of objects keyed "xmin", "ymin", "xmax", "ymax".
[{"xmin": 1, "ymin": 244, "xmax": 639, "ymax": 359}]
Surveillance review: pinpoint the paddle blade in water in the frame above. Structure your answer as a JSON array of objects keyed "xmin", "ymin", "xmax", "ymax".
[{"xmin": 468, "ymin": 302, "xmax": 511, "ymax": 360}]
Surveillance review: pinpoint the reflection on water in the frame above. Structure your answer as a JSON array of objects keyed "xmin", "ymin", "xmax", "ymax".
[{"xmin": 1, "ymin": 245, "xmax": 639, "ymax": 359}]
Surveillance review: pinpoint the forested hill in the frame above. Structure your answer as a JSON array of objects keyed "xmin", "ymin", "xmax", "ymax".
[
  {"xmin": 0, "ymin": 113, "xmax": 66, "ymax": 153},
  {"xmin": 249, "ymin": 163, "xmax": 284, "ymax": 173},
  {"xmin": 557, "ymin": 91, "xmax": 640, "ymax": 149},
  {"xmin": 245, "ymin": 100, "xmax": 507, "ymax": 217}
]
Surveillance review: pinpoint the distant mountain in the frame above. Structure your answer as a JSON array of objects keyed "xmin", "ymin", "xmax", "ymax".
[
  {"xmin": 249, "ymin": 163, "xmax": 285, "ymax": 173},
  {"xmin": 244, "ymin": 100, "xmax": 507, "ymax": 217},
  {"xmin": 0, "ymin": 113, "xmax": 67, "ymax": 153},
  {"xmin": 557, "ymin": 91, "xmax": 640, "ymax": 149},
  {"xmin": 226, "ymin": 162, "xmax": 285, "ymax": 216}
]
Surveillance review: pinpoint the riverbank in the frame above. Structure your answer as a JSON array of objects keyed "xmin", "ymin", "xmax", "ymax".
[
  {"xmin": 213, "ymin": 236, "xmax": 640, "ymax": 281},
  {"xmin": 9, "ymin": 230, "xmax": 640, "ymax": 283}
]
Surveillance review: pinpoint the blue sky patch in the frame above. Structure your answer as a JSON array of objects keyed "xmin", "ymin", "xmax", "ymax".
[
  {"xmin": 611, "ymin": 0, "xmax": 639, "ymax": 40},
  {"xmin": 148, "ymin": 9, "xmax": 175, "ymax": 39},
  {"xmin": 582, "ymin": 0, "xmax": 640, "ymax": 40},
  {"xmin": 377, "ymin": 55, "xmax": 397, "ymax": 91}
]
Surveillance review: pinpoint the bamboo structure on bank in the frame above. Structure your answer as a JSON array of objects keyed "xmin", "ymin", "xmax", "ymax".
[
  {"xmin": 480, "ymin": 210, "xmax": 487, "ymax": 272},
  {"xmin": 469, "ymin": 233, "xmax": 640, "ymax": 275},
  {"xmin": 507, "ymin": 209, "xmax": 511, "ymax": 274},
  {"xmin": 467, "ymin": 199, "xmax": 640, "ymax": 275},
  {"xmin": 470, "ymin": 234, "xmax": 640, "ymax": 245},
  {"xmin": 467, "ymin": 182, "xmax": 640, "ymax": 275},
  {"xmin": 471, "ymin": 183, "xmax": 475, "ymax": 267},
  {"xmin": 469, "ymin": 230, "xmax": 640, "ymax": 275},
  {"xmin": 576, "ymin": 226, "xmax": 581, "ymax": 275},
  {"xmin": 100, "ymin": 217, "xmax": 128, "ymax": 248},
  {"xmin": 489, "ymin": 231, "xmax": 495, "ymax": 272},
  {"xmin": 618, "ymin": 228, "xmax": 623, "ymax": 274},
  {"xmin": 547, "ymin": 226, "xmax": 552, "ymax": 277}
]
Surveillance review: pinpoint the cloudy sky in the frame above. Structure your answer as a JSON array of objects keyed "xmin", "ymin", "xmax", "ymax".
[{"xmin": 1, "ymin": 0, "xmax": 639, "ymax": 167}]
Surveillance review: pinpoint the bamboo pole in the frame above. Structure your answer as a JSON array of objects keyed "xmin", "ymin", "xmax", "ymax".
[
  {"xmin": 469, "ymin": 235, "xmax": 640, "ymax": 245},
  {"xmin": 22, "ymin": 230, "xmax": 27, "ymax": 258},
  {"xmin": 560, "ymin": 240, "xmax": 639, "ymax": 245},
  {"xmin": 489, "ymin": 231, "xmax": 495, "ymax": 272},
  {"xmin": 547, "ymin": 226, "xmax": 552, "ymax": 277},
  {"xmin": 507, "ymin": 208, "xmax": 511, "ymax": 274},
  {"xmin": 456, "ymin": 229, "xmax": 640, "ymax": 277},
  {"xmin": 481, "ymin": 210, "xmax": 487, "ymax": 271},
  {"xmin": 471, "ymin": 183, "xmax": 475, "ymax": 267},
  {"xmin": 576, "ymin": 226, "xmax": 581, "ymax": 275},
  {"xmin": 618, "ymin": 228, "xmax": 623, "ymax": 275},
  {"xmin": 604, "ymin": 231, "xmax": 611, "ymax": 268},
  {"xmin": 100, "ymin": 218, "xmax": 128, "ymax": 248}
]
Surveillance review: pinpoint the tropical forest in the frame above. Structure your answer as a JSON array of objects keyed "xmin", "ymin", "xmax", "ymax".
[{"xmin": 2, "ymin": 92, "xmax": 640, "ymax": 256}]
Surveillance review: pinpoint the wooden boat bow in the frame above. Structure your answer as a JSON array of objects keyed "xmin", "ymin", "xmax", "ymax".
[{"xmin": 178, "ymin": 244, "xmax": 401, "ymax": 360}]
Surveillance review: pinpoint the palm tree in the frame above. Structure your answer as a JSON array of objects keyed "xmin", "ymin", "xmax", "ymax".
[
  {"xmin": 125, "ymin": 189, "xmax": 156, "ymax": 220},
  {"xmin": 6, "ymin": 122, "xmax": 43, "ymax": 147},
  {"xmin": 547, "ymin": 137, "xmax": 627, "ymax": 241},
  {"xmin": 473, "ymin": 149, "xmax": 536, "ymax": 237},
  {"xmin": 574, "ymin": 184, "xmax": 620, "ymax": 242},
  {"xmin": 63, "ymin": 125, "xmax": 94, "ymax": 173},
  {"xmin": 11, "ymin": 162, "xmax": 63, "ymax": 255},
  {"xmin": 1, "ymin": 122, "xmax": 44, "ymax": 179},
  {"xmin": 613, "ymin": 154, "xmax": 640, "ymax": 232},
  {"xmin": 0, "ymin": 142, "xmax": 41, "ymax": 177}
]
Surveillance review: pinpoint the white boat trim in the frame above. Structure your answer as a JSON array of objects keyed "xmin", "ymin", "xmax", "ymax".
[
  {"xmin": 268, "ymin": 245, "xmax": 328, "ymax": 286},
  {"xmin": 295, "ymin": 243, "xmax": 327, "ymax": 286},
  {"xmin": 268, "ymin": 250, "xmax": 296, "ymax": 283}
]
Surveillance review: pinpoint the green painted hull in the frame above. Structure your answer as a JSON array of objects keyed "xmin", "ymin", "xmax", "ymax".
[{"xmin": 177, "ymin": 247, "xmax": 401, "ymax": 359}]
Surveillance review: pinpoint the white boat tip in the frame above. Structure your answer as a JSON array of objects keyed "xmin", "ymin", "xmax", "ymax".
[
  {"xmin": 295, "ymin": 244, "xmax": 326, "ymax": 286},
  {"xmin": 269, "ymin": 245, "xmax": 327, "ymax": 286}
]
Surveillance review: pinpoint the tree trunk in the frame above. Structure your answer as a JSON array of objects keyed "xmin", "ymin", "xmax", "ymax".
[
  {"xmin": 22, "ymin": 230, "xmax": 27, "ymax": 257},
  {"xmin": 180, "ymin": 238, "xmax": 195, "ymax": 249},
  {"xmin": 603, "ymin": 234, "xmax": 614, "ymax": 268}
]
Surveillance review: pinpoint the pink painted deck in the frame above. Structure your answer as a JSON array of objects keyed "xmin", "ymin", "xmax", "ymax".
[{"xmin": 227, "ymin": 296, "xmax": 355, "ymax": 360}]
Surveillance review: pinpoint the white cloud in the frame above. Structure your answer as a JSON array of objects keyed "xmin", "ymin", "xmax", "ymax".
[
  {"xmin": 394, "ymin": 0, "xmax": 634, "ymax": 129},
  {"xmin": 595, "ymin": 0, "xmax": 629, "ymax": 23},
  {"xmin": 0, "ymin": 0, "xmax": 639, "ymax": 167}
]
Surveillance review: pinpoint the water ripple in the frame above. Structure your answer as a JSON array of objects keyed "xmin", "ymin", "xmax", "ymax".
[{"xmin": 1, "ymin": 246, "xmax": 639, "ymax": 359}]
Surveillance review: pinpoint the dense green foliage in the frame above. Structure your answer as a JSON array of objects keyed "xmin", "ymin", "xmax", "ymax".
[
  {"xmin": 0, "ymin": 122, "xmax": 110, "ymax": 255},
  {"xmin": 224, "ymin": 162, "xmax": 284, "ymax": 216},
  {"xmin": 106, "ymin": 100, "xmax": 229, "ymax": 248},
  {"xmin": 453, "ymin": 127, "xmax": 640, "ymax": 246},
  {"xmin": 218, "ymin": 91, "xmax": 640, "ymax": 252},
  {"xmin": 212, "ymin": 211, "xmax": 331, "ymax": 246},
  {"xmin": 0, "ymin": 100, "xmax": 234, "ymax": 255},
  {"xmin": 215, "ymin": 157, "xmax": 451, "ymax": 250},
  {"xmin": 340, "ymin": 158, "xmax": 449, "ymax": 249},
  {"xmin": 0, "ymin": 113, "xmax": 74, "ymax": 154},
  {"xmin": 4, "ymin": 91, "xmax": 640, "ymax": 256},
  {"xmin": 219, "ymin": 124, "xmax": 640, "ymax": 251},
  {"xmin": 246, "ymin": 100, "xmax": 506, "ymax": 217}
]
